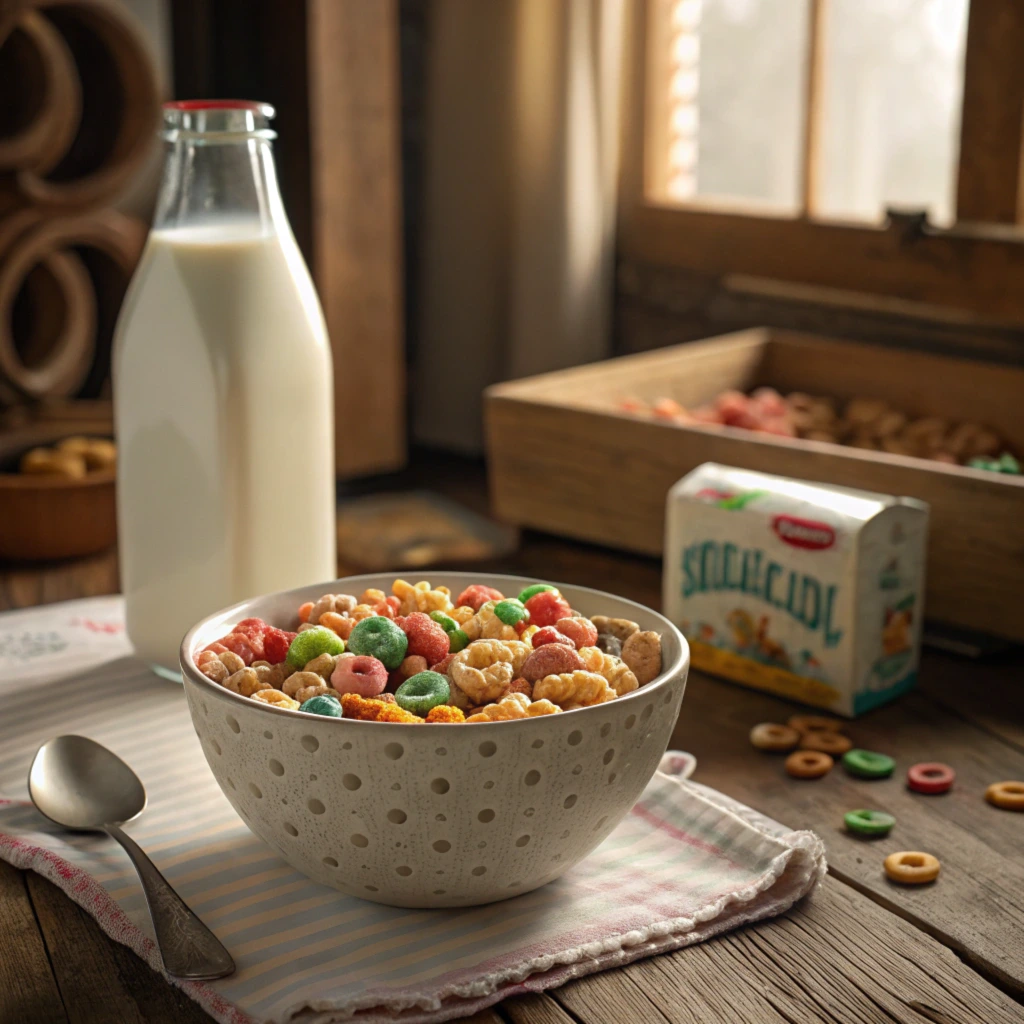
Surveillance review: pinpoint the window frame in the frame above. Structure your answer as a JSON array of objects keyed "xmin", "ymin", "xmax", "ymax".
[{"xmin": 620, "ymin": 0, "xmax": 1024, "ymax": 324}]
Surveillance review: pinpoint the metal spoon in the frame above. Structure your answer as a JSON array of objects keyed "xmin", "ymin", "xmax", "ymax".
[{"xmin": 28, "ymin": 735, "xmax": 235, "ymax": 980}]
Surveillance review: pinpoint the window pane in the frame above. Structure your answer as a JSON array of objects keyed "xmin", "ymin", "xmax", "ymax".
[
  {"xmin": 665, "ymin": 0, "xmax": 810, "ymax": 210},
  {"xmin": 816, "ymin": 0, "xmax": 969, "ymax": 224}
]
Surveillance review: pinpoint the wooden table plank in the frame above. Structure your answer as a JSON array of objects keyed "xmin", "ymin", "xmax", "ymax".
[
  {"xmin": 551, "ymin": 880, "xmax": 1023, "ymax": 1024},
  {"xmin": 25, "ymin": 872, "xmax": 213, "ymax": 1024},
  {"xmin": 672, "ymin": 671, "xmax": 1024, "ymax": 994},
  {"xmin": 0, "ymin": 860, "xmax": 67, "ymax": 1024}
]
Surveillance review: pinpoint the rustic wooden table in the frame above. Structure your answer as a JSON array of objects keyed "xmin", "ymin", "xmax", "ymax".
[{"xmin": 2, "ymin": 466, "xmax": 1023, "ymax": 1024}]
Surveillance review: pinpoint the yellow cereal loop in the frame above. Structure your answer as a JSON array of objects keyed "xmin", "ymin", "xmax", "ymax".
[
  {"xmin": 465, "ymin": 693, "xmax": 562, "ymax": 722},
  {"xmin": 251, "ymin": 689, "xmax": 300, "ymax": 710},
  {"xmin": 449, "ymin": 640, "xmax": 532, "ymax": 704}
]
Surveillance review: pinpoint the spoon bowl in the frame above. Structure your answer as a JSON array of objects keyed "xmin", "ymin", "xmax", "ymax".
[
  {"xmin": 28, "ymin": 734, "xmax": 234, "ymax": 980},
  {"xmin": 29, "ymin": 735, "xmax": 146, "ymax": 830}
]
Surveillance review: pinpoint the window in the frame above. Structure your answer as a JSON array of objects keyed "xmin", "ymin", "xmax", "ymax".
[
  {"xmin": 623, "ymin": 0, "xmax": 1024, "ymax": 330},
  {"xmin": 646, "ymin": 0, "xmax": 970, "ymax": 224}
]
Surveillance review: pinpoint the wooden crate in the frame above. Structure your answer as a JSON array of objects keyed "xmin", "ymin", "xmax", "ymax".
[{"xmin": 485, "ymin": 328, "xmax": 1024, "ymax": 641}]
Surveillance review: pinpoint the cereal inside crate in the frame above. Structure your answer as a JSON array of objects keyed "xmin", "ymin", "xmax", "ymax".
[{"xmin": 663, "ymin": 463, "xmax": 928, "ymax": 717}]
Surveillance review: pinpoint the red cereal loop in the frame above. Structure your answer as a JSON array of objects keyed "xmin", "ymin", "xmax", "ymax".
[
  {"xmin": 555, "ymin": 617, "xmax": 597, "ymax": 649},
  {"xmin": 373, "ymin": 600, "xmax": 395, "ymax": 619},
  {"xmin": 399, "ymin": 612, "xmax": 450, "ymax": 665},
  {"xmin": 456, "ymin": 584, "xmax": 505, "ymax": 612},
  {"xmin": 263, "ymin": 627, "xmax": 297, "ymax": 665},
  {"xmin": 523, "ymin": 590, "xmax": 572, "ymax": 628},
  {"xmin": 217, "ymin": 631, "xmax": 261, "ymax": 665},
  {"xmin": 907, "ymin": 762, "xmax": 955, "ymax": 795},
  {"xmin": 235, "ymin": 617, "xmax": 271, "ymax": 636},
  {"xmin": 385, "ymin": 596, "xmax": 401, "ymax": 614},
  {"xmin": 521, "ymin": 644, "xmax": 585, "ymax": 683},
  {"xmin": 531, "ymin": 627, "xmax": 575, "ymax": 649}
]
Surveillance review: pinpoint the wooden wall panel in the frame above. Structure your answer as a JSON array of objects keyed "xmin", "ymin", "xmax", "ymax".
[{"xmin": 307, "ymin": 0, "xmax": 406, "ymax": 477}]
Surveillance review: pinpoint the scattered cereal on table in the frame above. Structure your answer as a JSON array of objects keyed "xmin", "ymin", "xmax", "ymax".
[
  {"xmin": 749, "ymin": 722, "xmax": 800, "ymax": 752},
  {"xmin": 906, "ymin": 762, "xmax": 954, "ymax": 795},
  {"xmin": 784, "ymin": 750, "xmax": 833, "ymax": 779},
  {"xmin": 842, "ymin": 749, "xmax": 895, "ymax": 779},
  {"xmin": 799, "ymin": 731, "xmax": 853, "ymax": 756},
  {"xmin": 884, "ymin": 851, "xmax": 940, "ymax": 884},
  {"xmin": 985, "ymin": 781, "xmax": 1024, "ymax": 811},
  {"xmin": 844, "ymin": 809, "xmax": 894, "ymax": 837}
]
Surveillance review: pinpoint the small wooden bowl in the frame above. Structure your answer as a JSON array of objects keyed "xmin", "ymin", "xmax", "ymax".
[{"xmin": 0, "ymin": 427, "xmax": 116, "ymax": 561}]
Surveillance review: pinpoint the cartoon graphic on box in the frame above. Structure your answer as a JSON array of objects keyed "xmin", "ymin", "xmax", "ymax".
[{"xmin": 665, "ymin": 464, "xmax": 929, "ymax": 717}]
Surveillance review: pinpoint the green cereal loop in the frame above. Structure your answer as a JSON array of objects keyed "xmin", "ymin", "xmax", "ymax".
[
  {"xmin": 299, "ymin": 694, "xmax": 343, "ymax": 717},
  {"xmin": 448, "ymin": 628, "xmax": 469, "ymax": 653},
  {"xmin": 842, "ymin": 749, "xmax": 895, "ymax": 779},
  {"xmin": 518, "ymin": 584, "xmax": 555, "ymax": 603},
  {"xmin": 395, "ymin": 672, "xmax": 450, "ymax": 716},
  {"xmin": 493, "ymin": 599, "xmax": 529, "ymax": 626},
  {"xmin": 429, "ymin": 611, "xmax": 458, "ymax": 632},
  {"xmin": 286, "ymin": 626, "xmax": 345, "ymax": 668},
  {"xmin": 346, "ymin": 616, "xmax": 408, "ymax": 670},
  {"xmin": 843, "ymin": 809, "xmax": 895, "ymax": 836}
]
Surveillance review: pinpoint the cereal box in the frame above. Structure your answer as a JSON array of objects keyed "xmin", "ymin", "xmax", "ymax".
[{"xmin": 663, "ymin": 463, "xmax": 928, "ymax": 716}]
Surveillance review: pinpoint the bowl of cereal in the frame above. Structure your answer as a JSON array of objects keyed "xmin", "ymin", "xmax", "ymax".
[{"xmin": 180, "ymin": 573, "xmax": 688, "ymax": 907}]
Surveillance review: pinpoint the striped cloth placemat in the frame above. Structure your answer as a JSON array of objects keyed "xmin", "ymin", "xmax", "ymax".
[{"xmin": 0, "ymin": 597, "xmax": 826, "ymax": 1024}]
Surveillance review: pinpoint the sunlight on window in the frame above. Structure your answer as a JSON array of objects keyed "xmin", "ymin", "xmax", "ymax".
[
  {"xmin": 655, "ymin": 0, "xmax": 970, "ymax": 223},
  {"xmin": 816, "ymin": 0, "xmax": 969, "ymax": 225}
]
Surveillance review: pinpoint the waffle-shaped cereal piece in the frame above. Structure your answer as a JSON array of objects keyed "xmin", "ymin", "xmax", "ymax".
[
  {"xmin": 465, "ymin": 692, "xmax": 561, "ymax": 722},
  {"xmin": 251, "ymin": 689, "xmax": 300, "ymax": 710},
  {"xmin": 578, "ymin": 646, "xmax": 639, "ymax": 696},
  {"xmin": 462, "ymin": 601, "xmax": 519, "ymax": 642},
  {"xmin": 319, "ymin": 611, "xmax": 357, "ymax": 640},
  {"xmin": 282, "ymin": 670, "xmax": 325, "ymax": 698},
  {"xmin": 392, "ymin": 579, "xmax": 455, "ymax": 616},
  {"xmin": 225, "ymin": 667, "xmax": 273, "ymax": 697},
  {"xmin": 307, "ymin": 593, "xmax": 358, "ymax": 625},
  {"xmin": 533, "ymin": 670, "xmax": 615, "ymax": 709},
  {"xmin": 450, "ymin": 640, "xmax": 533, "ymax": 704},
  {"xmin": 295, "ymin": 683, "xmax": 343, "ymax": 704},
  {"xmin": 449, "ymin": 605, "xmax": 475, "ymax": 625}
]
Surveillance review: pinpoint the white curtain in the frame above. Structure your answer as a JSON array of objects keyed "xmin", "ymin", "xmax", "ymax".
[{"xmin": 414, "ymin": 0, "xmax": 629, "ymax": 451}]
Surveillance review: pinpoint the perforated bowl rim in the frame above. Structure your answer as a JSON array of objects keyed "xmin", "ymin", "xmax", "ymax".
[{"xmin": 179, "ymin": 571, "xmax": 689, "ymax": 729}]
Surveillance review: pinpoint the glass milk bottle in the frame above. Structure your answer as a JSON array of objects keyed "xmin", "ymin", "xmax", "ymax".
[{"xmin": 113, "ymin": 100, "xmax": 336, "ymax": 677}]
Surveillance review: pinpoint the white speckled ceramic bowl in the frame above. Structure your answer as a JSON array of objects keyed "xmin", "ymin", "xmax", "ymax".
[{"xmin": 181, "ymin": 573, "xmax": 688, "ymax": 908}]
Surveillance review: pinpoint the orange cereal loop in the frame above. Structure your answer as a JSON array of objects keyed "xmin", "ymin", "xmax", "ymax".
[
  {"xmin": 425, "ymin": 705, "xmax": 466, "ymax": 723},
  {"xmin": 319, "ymin": 611, "xmax": 355, "ymax": 639},
  {"xmin": 884, "ymin": 851, "xmax": 940, "ymax": 885},
  {"xmin": 298, "ymin": 601, "xmax": 314, "ymax": 624},
  {"xmin": 985, "ymin": 781, "xmax": 1024, "ymax": 811},
  {"xmin": 360, "ymin": 588, "xmax": 388, "ymax": 606},
  {"xmin": 799, "ymin": 731, "xmax": 853, "ymax": 756},
  {"xmin": 749, "ymin": 723, "xmax": 800, "ymax": 752},
  {"xmin": 788, "ymin": 714, "xmax": 845, "ymax": 734},
  {"xmin": 784, "ymin": 750, "xmax": 833, "ymax": 779}
]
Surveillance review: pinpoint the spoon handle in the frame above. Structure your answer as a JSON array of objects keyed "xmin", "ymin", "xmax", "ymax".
[{"xmin": 104, "ymin": 823, "xmax": 235, "ymax": 979}]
